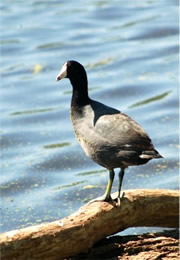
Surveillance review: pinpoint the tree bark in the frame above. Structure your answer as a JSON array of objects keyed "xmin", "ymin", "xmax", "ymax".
[{"xmin": 0, "ymin": 189, "xmax": 179, "ymax": 260}]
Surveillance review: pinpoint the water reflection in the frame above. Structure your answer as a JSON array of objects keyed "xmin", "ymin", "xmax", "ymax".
[
  {"xmin": 129, "ymin": 90, "xmax": 172, "ymax": 108},
  {"xmin": 43, "ymin": 142, "xmax": 71, "ymax": 149}
]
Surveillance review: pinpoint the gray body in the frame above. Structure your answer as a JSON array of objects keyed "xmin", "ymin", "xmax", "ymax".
[{"xmin": 71, "ymin": 99, "xmax": 159, "ymax": 170}]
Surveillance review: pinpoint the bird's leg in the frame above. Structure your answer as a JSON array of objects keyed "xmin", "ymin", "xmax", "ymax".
[
  {"xmin": 104, "ymin": 169, "xmax": 115, "ymax": 202},
  {"xmin": 117, "ymin": 168, "xmax": 125, "ymax": 206},
  {"xmin": 87, "ymin": 169, "xmax": 115, "ymax": 205}
]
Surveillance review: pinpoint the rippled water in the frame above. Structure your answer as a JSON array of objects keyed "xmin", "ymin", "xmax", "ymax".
[{"xmin": 1, "ymin": 0, "xmax": 179, "ymax": 234}]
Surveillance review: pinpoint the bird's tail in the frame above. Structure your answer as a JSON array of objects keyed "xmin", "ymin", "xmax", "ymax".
[{"xmin": 140, "ymin": 149, "xmax": 163, "ymax": 159}]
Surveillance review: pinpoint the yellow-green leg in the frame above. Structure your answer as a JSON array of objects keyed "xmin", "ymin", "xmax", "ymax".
[
  {"xmin": 104, "ymin": 169, "xmax": 115, "ymax": 201},
  {"xmin": 87, "ymin": 169, "xmax": 115, "ymax": 205}
]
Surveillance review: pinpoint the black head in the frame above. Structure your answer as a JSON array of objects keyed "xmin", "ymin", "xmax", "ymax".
[
  {"xmin": 56, "ymin": 60, "xmax": 89, "ymax": 106},
  {"xmin": 56, "ymin": 60, "xmax": 86, "ymax": 82}
]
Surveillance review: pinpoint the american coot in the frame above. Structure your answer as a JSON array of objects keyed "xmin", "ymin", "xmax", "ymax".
[{"xmin": 56, "ymin": 60, "xmax": 163, "ymax": 205}]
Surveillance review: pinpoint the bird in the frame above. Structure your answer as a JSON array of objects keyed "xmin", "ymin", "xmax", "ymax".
[{"xmin": 56, "ymin": 60, "xmax": 163, "ymax": 205}]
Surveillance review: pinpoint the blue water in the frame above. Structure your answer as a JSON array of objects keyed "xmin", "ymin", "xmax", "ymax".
[{"xmin": 1, "ymin": 0, "xmax": 179, "ymax": 234}]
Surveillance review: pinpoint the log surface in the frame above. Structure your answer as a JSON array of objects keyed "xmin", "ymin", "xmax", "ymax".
[
  {"xmin": 0, "ymin": 189, "xmax": 179, "ymax": 260},
  {"xmin": 73, "ymin": 229, "xmax": 179, "ymax": 260}
]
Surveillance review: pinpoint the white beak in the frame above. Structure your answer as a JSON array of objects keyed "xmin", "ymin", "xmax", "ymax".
[{"xmin": 56, "ymin": 62, "xmax": 68, "ymax": 81}]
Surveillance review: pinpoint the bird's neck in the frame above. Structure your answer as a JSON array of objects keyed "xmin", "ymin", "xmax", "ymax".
[{"xmin": 70, "ymin": 76, "xmax": 90, "ymax": 107}]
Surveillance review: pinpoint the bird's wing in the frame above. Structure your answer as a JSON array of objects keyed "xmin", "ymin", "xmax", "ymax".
[
  {"xmin": 72, "ymin": 100, "xmax": 153, "ymax": 152},
  {"xmin": 94, "ymin": 112, "xmax": 153, "ymax": 150}
]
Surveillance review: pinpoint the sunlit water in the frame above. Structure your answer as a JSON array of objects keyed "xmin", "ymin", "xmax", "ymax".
[{"xmin": 1, "ymin": 0, "xmax": 179, "ymax": 235}]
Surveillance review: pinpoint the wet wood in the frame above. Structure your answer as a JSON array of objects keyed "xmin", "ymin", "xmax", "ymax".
[{"xmin": 0, "ymin": 189, "xmax": 179, "ymax": 260}]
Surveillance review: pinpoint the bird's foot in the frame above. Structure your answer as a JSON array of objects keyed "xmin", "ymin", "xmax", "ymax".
[
  {"xmin": 86, "ymin": 191, "xmax": 125, "ymax": 207},
  {"xmin": 116, "ymin": 191, "xmax": 125, "ymax": 207},
  {"xmin": 87, "ymin": 194, "xmax": 116, "ymax": 206}
]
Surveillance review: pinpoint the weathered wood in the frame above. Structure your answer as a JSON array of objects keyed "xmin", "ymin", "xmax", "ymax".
[
  {"xmin": 0, "ymin": 189, "xmax": 179, "ymax": 260},
  {"xmin": 72, "ymin": 229, "xmax": 179, "ymax": 259}
]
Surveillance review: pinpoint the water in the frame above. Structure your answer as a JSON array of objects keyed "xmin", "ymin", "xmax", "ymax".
[{"xmin": 1, "ymin": 0, "xmax": 179, "ymax": 234}]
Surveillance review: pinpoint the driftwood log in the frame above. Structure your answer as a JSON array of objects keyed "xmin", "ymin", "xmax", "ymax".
[
  {"xmin": 73, "ymin": 229, "xmax": 179, "ymax": 259},
  {"xmin": 0, "ymin": 189, "xmax": 179, "ymax": 259}
]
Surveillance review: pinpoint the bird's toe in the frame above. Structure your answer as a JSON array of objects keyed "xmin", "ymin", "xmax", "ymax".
[{"xmin": 87, "ymin": 194, "xmax": 116, "ymax": 206}]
